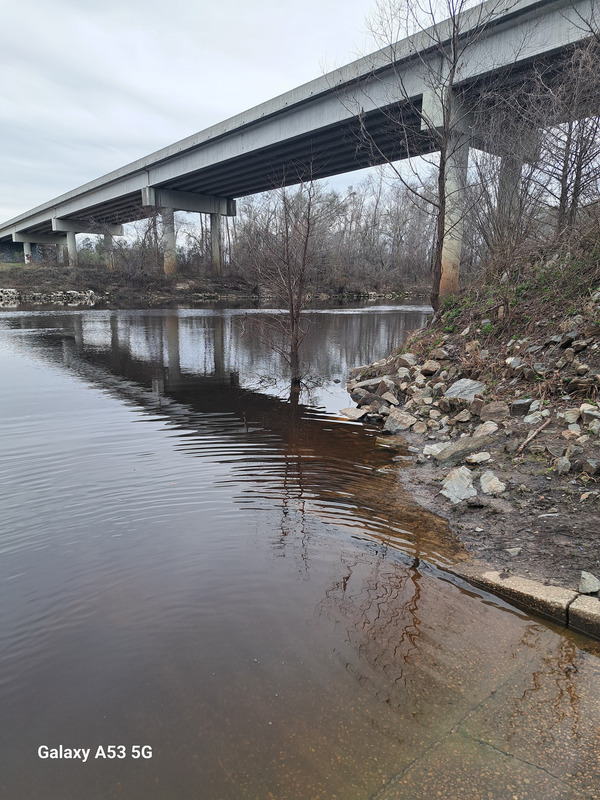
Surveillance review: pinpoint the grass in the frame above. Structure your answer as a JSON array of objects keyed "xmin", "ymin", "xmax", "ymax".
[{"xmin": 0, "ymin": 261, "xmax": 25, "ymax": 272}]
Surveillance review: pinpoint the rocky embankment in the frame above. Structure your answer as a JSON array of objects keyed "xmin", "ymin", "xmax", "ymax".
[
  {"xmin": 342, "ymin": 290, "xmax": 600, "ymax": 638},
  {"xmin": 0, "ymin": 288, "xmax": 102, "ymax": 307}
]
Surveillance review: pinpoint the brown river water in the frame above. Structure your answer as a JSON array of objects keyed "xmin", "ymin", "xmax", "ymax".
[{"xmin": 0, "ymin": 306, "xmax": 599, "ymax": 799}]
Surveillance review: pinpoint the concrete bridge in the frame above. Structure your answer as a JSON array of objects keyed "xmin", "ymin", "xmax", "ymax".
[{"xmin": 0, "ymin": 0, "xmax": 595, "ymax": 287}]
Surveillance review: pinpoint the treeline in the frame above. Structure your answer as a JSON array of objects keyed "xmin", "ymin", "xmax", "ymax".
[{"xmin": 74, "ymin": 174, "xmax": 433, "ymax": 294}]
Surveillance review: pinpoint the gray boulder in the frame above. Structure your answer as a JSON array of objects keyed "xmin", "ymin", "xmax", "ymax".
[
  {"xmin": 579, "ymin": 571, "xmax": 600, "ymax": 594},
  {"xmin": 555, "ymin": 456, "xmax": 571, "ymax": 475},
  {"xmin": 434, "ymin": 434, "xmax": 494, "ymax": 465},
  {"xmin": 421, "ymin": 359, "xmax": 441, "ymax": 375},
  {"xmin": 444, "ymin": 379, "xmax": 486, "ymax": 404},
  {"xmin": 510, "ymin": 399, "xmax": 532, "ymax": 416},
  {"xmin": 580, "ymin": 403, "xmax": 600, "ymax": 423},
  {"xmin": 563, "ymin": 408, "xmax": 581, "ymax": 424},
  {"xmin": 423, "ymin": 442, "xmax": 448, "ymax": 457},
  {"xmin": 473, "ymin": 421, "xmax": 499, "ymax": 437},
  {"xmin": 397, "ymin": 353, "xmax": 418, "ymax": 367},
  {"xmin": 523, "ymin": 411, "xmax": 544, "ymax": 425},
  {"xmin": 441, "ymin": 466, "xmax": 477, "ymax": 504},
  {"xmin": 339, "ymin": 407, "xmax": 369, "ymax": 421},
  {"xmin": 480, "ymin": 470, "xmax": 506, "ymax": 495},
  {"xmin": 479, "ymin": 401, "xmax": 509, "ymax": 421},
  {"xmin": 466, "ymin": 451, "xmax": 491, "ymax": 464},
  {"xmin": 382, "ymin": 409, "xmax": 417, "ymax": 434}
]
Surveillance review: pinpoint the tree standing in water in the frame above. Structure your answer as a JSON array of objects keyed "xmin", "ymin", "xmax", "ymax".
[{"xmin": 235, "ymin": 179, "xmax": 338, "ymax": 392}]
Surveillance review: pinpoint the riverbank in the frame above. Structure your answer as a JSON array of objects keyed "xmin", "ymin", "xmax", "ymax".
[
  {"xmin": 0, "ymin": 264, "xmax": 427, "ymax": 308},
  {"xmin": 343, "ymin": 266, "xmax": 600, "ymax": 637},
  {"xmin": 3, "ymin": 260, "xmax": 599, "ymax": 636}
]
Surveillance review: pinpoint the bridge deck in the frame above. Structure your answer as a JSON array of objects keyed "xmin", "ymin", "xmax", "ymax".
[{"xmin": 0, "ymin": 0, "xmax": 594, "ymax": 243}]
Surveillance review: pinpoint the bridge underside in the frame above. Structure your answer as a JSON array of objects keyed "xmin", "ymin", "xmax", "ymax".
[
  {"xmin": 3, "ymin": 50, "xmax": 590, "ymax": 242},
  {"xmin": 4, "ymin": 102, "xmax": 434, "ymax": 237}
]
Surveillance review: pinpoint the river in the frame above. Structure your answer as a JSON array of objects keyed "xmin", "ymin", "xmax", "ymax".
[{"xmin": 0, "ymin": 305, "xmax": 598, "ymax": 799}]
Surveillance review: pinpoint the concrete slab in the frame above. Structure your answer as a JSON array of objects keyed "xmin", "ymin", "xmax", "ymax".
[
  {"xmin": 458, "ymin": 635, "xmax": 600, "ymax": 798},
  {"xmin": 569, "ymin": 595, "xmax": 600, "ymax": 640},
  {"xmin": 452, "ymin": 564, "xmax": 578, "ymax": 624},
  {"xmin": 374, "ymin": 627, "xmax": 600, "ymax": 799},
  {"xmin": 374, "ymin": 730, "xmax": 590, "ymax": 799}
]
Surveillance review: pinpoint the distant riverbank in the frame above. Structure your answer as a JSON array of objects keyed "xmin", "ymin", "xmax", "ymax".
[{"xmin": 0, "ymin": 262, "xmax": 428, "ymax": 309}]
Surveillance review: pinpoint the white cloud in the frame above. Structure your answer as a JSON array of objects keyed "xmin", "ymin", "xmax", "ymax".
[{"xmin": 0, "ymin": 0, "xmax": 374, "ymax": 221}]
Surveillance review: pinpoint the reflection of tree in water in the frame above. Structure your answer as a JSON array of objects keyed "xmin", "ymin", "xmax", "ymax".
[
  {"xmin": 270, "ymin": 388, "xmax": 313, "ymax": 575},
  {"xmin": 316, "ymin": 549, "xmax": 425, "ymax": 707},
  {"xmin": 508, "ymin": 625, "xmax": 584, "ymax": 741}
]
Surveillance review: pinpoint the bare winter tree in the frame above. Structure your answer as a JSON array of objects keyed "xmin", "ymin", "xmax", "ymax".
[
  {"xmin": 233, "ymin": 180, "xmax": 339, "ymax": 389},
  {"xmin": 534, "ymin": 40, "xmax": 600, "ymax": 242},
  {"xmin": 352, "ymin": 0, "xmax": 528, "ymax": 308}
]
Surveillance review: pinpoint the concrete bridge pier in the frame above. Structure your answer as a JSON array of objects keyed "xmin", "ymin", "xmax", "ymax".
[
  {"xmin": 11, "ymin": 231, "xmax": 68, "ymax": 266},
  {"xmin": 162, "ymin": 208, "xmax": 177, "ymax": 275},
  {"xmin": 50, "ymin": 218, "xmax": 124, "ymax": 270},
  {"xmin": 422, "ymin": 88, "xmax": 472, "ymax": 299},
  {"xmin": 439, "ymin": 128, "xmax": 470, "ymax": 298},
  {"xmin": 140, "ymin": 186, "xmax": 234, "ymax": 277},
  {"xmin": 210, "ymin": 213, "xmax": 221, "ymax": 276},
  {"xmin": 493, "ymin": 121, "xmax": 540, "ymax": 250},
  {"xmin": 495, "ymin": 154, "xmax": 523, "ymax": 249},
  {"xmin": 66, "ymin": 231, "xmax": 77, "ymax": 267},
  {"xmin": 103, "ymin": 234, "xmax": 115, "ymax": 271}
]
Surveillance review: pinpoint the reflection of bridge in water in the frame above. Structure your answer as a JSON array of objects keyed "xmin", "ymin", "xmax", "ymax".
[{"xmin": 6, "ymin": 307, "xmax": 456, "ymax": 561}]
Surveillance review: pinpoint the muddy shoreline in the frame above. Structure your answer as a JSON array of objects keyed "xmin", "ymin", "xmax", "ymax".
[{"xmin": 344, "ymin": 293, "xmax": 600, "ymax": 637}]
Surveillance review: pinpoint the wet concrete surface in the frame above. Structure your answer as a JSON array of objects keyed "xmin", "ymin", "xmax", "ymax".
[{"xmin": 375, "ymin": 625, "xmax": 600, "ymax": 799}]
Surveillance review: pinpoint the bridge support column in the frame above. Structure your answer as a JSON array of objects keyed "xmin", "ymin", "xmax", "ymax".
[
  {"xmin": 439, "ymin": 129, "xmax": 470, "ymax": 298},
  {"xmin": 66, "ymin": 230, "xmax": 77, "ymax": 267},
  {"xmin": 496, "ymin": 154, "xmax": 522, "ymax": 245},
  {"xmin": 23, "ymin": 241, "xmax": 32, "ymax": 264},
  {"xmin": 56, "ymin": 243, "xmax": 65, "ymax": 265},
  {"xmin": 210, "ymin": 213, "xmax": 221, "ymax": 275},
  {"xmin": 162, "ymin": 208, "xmax": 177, "ymax": 275},
  {"xmin": 103, "ymin": 234, "xmax": 115, "ymax": 272}
]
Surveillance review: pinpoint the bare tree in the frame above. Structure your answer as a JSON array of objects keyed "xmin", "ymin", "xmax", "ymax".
[
  {"xmin": 351, "ymin": 0, "xmax": 535, "ymax": 308},
  {"xmin": 465, "ymin": 33, "xmax": 600, "ymax": 278},
  {"xmin": 360, "ymin": 0, "xmax": 486, "ymax": 307},
  {"xmin": 534, "ymin": 40, "xmax": 600, "ymax": 241},
  {"xmin": 233, "ymin": 180, "xmax": 338, "ymax": 389}
]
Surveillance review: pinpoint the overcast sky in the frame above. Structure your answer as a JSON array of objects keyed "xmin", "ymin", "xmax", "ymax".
[{"xmin": 0, "ymin": 0, "xmax": 378, "ymax": 222}]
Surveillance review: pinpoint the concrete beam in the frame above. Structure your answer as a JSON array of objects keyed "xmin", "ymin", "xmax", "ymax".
[
  {"xmin": 12, "ymin": 232, "xmax": 67, "ymax": 245},
  {"xmin": 52, "ymin": 218, "xmax": 124, "ymax": 235},
  {"xmin": 141, "ymin": 187, "xmax": 236, "ymax": 216}
]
